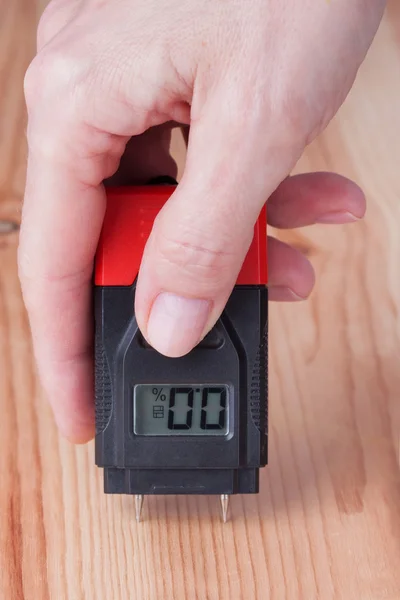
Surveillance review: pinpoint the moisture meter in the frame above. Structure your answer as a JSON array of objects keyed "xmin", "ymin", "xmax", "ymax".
[{"xmin": 94, "ymin": 181, "xmax": 268, "ymax": 522}]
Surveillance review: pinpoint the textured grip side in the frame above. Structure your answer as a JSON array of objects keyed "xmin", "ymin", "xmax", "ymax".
[
  {"xmin": 250, "ymin": 323, "xmax": 268, "ymax": 434},
  {"xmin": 94, "ymin": 331, "xmax": 113, "ymax": 434}
]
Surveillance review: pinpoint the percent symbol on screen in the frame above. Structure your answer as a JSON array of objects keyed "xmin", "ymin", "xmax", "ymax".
[{"xmin": 152, "ymin": 387, "xmax": 167, "ymax": 401}]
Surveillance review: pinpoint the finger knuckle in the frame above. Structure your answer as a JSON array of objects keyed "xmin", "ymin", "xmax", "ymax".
[
  {"xmin": 18, "ymin": 247, "xmax": 92, "ymax": 315},
  {"xmin": 24, "ymin": 46, "xmax": 84, "ymax": 109},
  {"xmin": 23, "ymin": 56, "xmax": 42, "ymax": 106},
  {"xmin": 156, "ymin": 228, "xmax": 235, "ymax": 286}
]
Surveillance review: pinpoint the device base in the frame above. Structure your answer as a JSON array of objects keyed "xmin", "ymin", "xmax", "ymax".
[{"xmin": 103, "ymin": 467, "xmax": 259, "ymax": 495}]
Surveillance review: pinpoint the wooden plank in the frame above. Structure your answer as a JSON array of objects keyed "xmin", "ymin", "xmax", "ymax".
[{"xmin": 1, "ymin": 2, "xmax": 400, "ymax": 598}]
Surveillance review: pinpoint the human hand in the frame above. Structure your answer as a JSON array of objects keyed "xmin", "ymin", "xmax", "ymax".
[{"xmin": 19, "ymin": 0, "xmax": 385, "ymax": 442}]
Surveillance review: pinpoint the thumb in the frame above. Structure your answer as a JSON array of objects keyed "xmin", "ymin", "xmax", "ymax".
[{"xmin": 135, "ymin": 90, "xmax": 299, "ymax": 357}]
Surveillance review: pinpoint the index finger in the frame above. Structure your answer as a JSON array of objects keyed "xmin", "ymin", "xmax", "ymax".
[{"xmin": 18, "ymin": 54, "xmax": 131, "ymax": 441}]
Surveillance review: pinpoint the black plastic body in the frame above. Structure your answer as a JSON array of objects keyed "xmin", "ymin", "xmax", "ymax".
[{"xmin": 94, "ymin": 283, "xmax": 268, "ymax": 495}]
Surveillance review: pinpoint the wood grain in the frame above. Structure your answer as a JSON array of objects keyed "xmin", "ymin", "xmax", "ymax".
[{"xmin": 1, "ymin": 2, "xmax": 400, "ymax": 599}]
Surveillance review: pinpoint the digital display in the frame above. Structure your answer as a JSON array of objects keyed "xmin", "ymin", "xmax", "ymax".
[{"xmin": 134, "ymin": 385, "xmax": 229, "ymax": 436}]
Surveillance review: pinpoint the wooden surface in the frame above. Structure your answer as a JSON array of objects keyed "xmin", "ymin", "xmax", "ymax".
[{"xmin": 1, "ymin": 2, "xmax": 400, "ymax": 599}]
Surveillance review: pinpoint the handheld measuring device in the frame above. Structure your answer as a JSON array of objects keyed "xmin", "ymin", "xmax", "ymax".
[{"xmin": 94, "ymin": 182, "xmax": 268, "ymax": 522}]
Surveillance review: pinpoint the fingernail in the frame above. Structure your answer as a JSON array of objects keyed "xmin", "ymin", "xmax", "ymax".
[
  {"xmin": 268, "ymin": 286, "xmax": 306, "ymax": 301},
  {"xmin": 316, "ymin": 211, "xmax": 359, "ymax": 224},
  {"xmin": 147, "ymin": 292, "xmax": 211, "ymax": 357}
]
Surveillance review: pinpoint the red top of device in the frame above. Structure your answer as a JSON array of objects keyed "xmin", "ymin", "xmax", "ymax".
[{"xmin": 95, "ymin": 186, "xmax": 267, "ymax": 287}]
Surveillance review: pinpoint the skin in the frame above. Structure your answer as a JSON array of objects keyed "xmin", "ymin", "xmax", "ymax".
[{"xmin": 19, "ymin": 0, "xmax": 386, "ymax": 442}]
